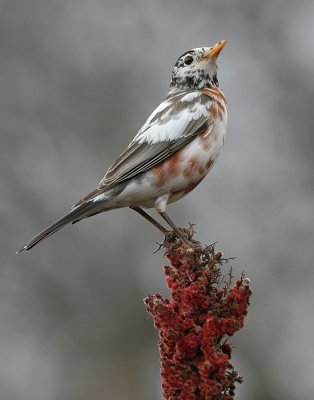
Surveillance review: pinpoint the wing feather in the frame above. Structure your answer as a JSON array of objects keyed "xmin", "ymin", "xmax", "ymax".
[{"xmin": 73, "ymin": 91, "xmax": 214, "ymax": 207}]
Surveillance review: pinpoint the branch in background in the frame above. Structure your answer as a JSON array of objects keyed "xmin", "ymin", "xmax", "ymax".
[{"xmin": 145, "ymin": 229, "xmax": 252, "ymax": 400}]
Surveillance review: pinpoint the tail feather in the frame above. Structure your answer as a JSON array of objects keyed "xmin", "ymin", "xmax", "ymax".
[{"xmin": 17, "ymin": 201, "xmax": 97, "ymax": 253}]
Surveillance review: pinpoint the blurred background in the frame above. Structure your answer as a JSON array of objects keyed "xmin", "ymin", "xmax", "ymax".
[{"xmin": 1, "ymin": 0, "xmax": 314, "ymax": 399}]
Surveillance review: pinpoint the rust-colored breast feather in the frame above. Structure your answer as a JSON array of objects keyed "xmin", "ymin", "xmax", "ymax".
[{"xmin": 151, "ymin": 152, "xmax": 182, "ymax": 186}]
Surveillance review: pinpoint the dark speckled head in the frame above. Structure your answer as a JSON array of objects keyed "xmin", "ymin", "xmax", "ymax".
[{"xmin": 170, "ymin": 40, "xmax": 227, "ymax": 91}]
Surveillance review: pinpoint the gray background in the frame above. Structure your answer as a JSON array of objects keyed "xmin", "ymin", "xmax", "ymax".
[{"xmin": 1, "ymin": 0, "xmax": 314, "ymax": 399}]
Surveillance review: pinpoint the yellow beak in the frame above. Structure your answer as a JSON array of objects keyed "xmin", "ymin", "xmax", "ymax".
[{"xmin": 203, "ymin": 40, "xmax": 227, "ymax": 60}]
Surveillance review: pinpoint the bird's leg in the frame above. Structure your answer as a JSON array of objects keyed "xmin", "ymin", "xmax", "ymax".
[
  {"xmin": 130, "ymin": 206, "xmax": 168, "ymax": 234},
  {"xmin": 155, "ymin": 194, "xmax": 193, "ymax": 247},
  {"xmin": 158, "ymin": 211, "xmax": 193, "ymax": 246}
]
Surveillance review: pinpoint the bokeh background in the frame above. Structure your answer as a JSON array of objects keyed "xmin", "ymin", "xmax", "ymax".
[{"xmin": 1, "ymin": 0, "xmax": 314, "ymax": 399}]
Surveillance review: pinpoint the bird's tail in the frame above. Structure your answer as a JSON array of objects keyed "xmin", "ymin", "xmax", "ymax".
[{"xmin": 17, "ymin": 200, "xmax": 103, "ymax": 253}]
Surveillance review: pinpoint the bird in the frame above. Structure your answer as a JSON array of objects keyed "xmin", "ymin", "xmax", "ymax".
[{"xmin": 17, "ymin": 40, "xmax": 228, "ymax": 253}]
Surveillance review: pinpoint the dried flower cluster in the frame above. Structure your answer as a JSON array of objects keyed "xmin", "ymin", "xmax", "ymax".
[{"xmin": 145, "ymin": 232, "xmax": 251, "ymax": 400}]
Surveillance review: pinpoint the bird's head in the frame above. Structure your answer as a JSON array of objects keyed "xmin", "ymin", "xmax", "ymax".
[{"xmin": 170, "ymin": 40, "xmax": 227, "ymax": 91}]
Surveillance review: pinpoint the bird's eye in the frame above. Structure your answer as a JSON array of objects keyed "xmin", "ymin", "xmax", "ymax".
[{"xmin": 184, "ymin": 56, "xmax": 193, "ymax": 65}]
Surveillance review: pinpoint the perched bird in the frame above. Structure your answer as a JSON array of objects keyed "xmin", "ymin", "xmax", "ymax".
[{"xmin": 17, "ymin": 40, "xmax": 228, "ymax": 253}]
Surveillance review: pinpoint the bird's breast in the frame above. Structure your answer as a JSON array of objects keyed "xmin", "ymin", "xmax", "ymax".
[{"xmin": 146, "ymin": 88, "xmax": 227, "ymax": 204}]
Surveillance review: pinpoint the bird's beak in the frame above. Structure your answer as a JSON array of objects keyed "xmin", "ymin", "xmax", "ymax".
[{"xmin": 203, "ymin": 40, "xmax": 227, "ymax": 60}]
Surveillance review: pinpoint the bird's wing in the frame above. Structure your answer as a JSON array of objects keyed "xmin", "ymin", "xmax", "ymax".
[{"xmin": 73, "ymin": 91, "xmax": 214, "ymax": 207}]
